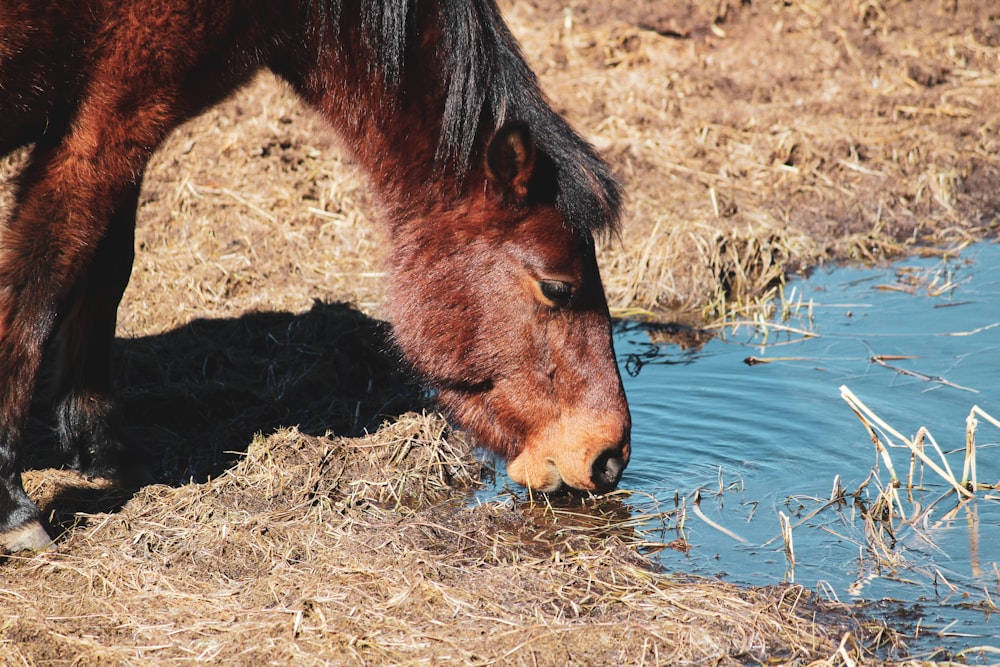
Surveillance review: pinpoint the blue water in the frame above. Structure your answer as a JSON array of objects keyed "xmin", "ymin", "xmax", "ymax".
[{"xmin": 615, "ymin": 241, "xmax": 1000, "ymax": 660}]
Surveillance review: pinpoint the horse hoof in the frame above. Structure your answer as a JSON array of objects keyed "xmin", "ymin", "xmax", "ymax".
[{"xmin": 1, "ymin": 521, "xmax": 54, "ymax": 554}]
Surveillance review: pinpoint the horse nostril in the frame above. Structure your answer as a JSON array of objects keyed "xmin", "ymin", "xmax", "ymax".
[{"xmin": 591, "ymin": 449, "xmax": 626, "ymax": 491}]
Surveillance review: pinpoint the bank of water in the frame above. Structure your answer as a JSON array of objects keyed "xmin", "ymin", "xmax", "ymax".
[{"xmin": 616, "ymin": 241, "xmax": 999, "ymax": 660}]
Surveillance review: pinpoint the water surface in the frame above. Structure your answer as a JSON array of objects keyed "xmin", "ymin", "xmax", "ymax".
[{"xmin": 615, "ymin": 241, "xmax": 999, "ymax": 660}]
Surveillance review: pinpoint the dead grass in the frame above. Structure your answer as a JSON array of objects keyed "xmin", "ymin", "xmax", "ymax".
[
  {"xmin": 508, "ymin": 0, "xmax": 1000, "ymax": 319},
  {"xmin": 3, "ymin": 414, "xmax": 896, "ymax": 665}
]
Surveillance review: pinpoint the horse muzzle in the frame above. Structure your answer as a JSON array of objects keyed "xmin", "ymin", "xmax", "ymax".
[{"xmin": 505, "ymin": 410, "xmax": 631, "ymax": 493}]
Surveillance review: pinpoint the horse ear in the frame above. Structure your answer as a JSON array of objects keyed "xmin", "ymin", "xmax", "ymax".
[{"xmin": 485, "ymin": 121, "xmax": 536, "ymax": 203}]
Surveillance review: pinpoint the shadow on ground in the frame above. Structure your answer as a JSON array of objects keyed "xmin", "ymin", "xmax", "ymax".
[{"xmin": 23, "ymin": 301, "xmax": 427, "ymax": 524}]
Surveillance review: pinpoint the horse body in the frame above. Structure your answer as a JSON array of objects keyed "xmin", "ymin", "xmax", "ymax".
[{"xmin": 0, "ymin": 0, "xmax": 631, "ymax": 552}]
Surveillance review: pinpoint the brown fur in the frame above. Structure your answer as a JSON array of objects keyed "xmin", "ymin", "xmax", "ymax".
[{"xmin": 0, "ymin": 0, "xmax": 630, "ymax": 551}]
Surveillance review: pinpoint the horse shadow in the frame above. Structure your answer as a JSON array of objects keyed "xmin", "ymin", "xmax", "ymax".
[{"xmin": 23, "ymin": 301, "xmax": 428, "ymax": 527}]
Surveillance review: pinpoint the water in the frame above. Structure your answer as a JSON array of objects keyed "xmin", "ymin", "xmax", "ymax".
[{"xmin": 615, "ymin": 240, "xmax": 1000, "ymax": 659}]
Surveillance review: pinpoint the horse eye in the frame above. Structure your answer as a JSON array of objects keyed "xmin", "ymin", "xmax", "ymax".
[{"xmin": 539, "ymin": 280, "xmax": 573, "ymax": 307}]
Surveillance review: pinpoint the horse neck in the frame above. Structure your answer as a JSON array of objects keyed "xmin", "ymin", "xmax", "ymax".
[{"xmin": 282, "ymin": 4, "xmax": 472, "ymax": 226}]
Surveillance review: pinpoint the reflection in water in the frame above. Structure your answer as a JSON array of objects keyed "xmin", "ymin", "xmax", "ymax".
[{"xmin": 475, "ymin": 490, "xmax": 685, "ymax": 562}]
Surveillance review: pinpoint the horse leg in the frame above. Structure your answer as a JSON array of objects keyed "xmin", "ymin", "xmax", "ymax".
[
  {"xmin": 1, "ymin": 117, "xmax": 169, "ymax": 552},
  {"xmin": 0, "ymin": 169, "xmax": 80, "ymax": 551},
  {"xmin": 49, "ymin": 181, "xmax": 145, "ymax": 485}
]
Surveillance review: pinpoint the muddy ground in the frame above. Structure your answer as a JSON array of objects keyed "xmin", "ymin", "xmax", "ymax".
[{"xmin": 1, "ymin": 0, "xmax": 998, "ymax": 664}]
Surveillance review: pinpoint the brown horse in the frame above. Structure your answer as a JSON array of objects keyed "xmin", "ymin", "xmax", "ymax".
[{"xmin": 0, "ymin": 0, "xmax": 631, "ymax": 552}]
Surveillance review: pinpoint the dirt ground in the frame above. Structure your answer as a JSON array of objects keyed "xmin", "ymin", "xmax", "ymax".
[{"xmin": 1, "ymin": 0, "xmax": 998, "ymax": 664}]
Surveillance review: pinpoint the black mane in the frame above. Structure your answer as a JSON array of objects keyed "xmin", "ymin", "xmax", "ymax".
[{"xmin": 312, "ymin": 0, "xmax": 622, "ymax": 233}]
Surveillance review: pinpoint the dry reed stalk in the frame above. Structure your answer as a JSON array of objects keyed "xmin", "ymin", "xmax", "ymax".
[
  {"xmin": 834, "ymin": 388, "xmax": 999, "ymax": 598},
  {"xmin": 758, "ymin": 385, "xmax": 998, "ymax": 621},
  {"xmin": 779, "ymin": 510, "xmax": 795, "ymax": 581},
  {"xmin": 840, "ymin": 386, "xmax": 974, "ymax": 500},
  {"xmin": 691, "ymin": 487, "xmax": 748, "ymax": 544}
]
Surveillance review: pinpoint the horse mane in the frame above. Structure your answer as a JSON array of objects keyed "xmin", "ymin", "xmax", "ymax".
[{"xmin": 307, "ymin": 0, "xmax": 622, "ymax": 234}]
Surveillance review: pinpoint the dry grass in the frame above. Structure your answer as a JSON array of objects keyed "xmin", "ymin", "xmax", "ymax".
[
  {"xmin": 3, "ymin": 0, "xmax": 999, "ymax": 664},
  {"xmin": 506, "ymin": 0, "xmax": 1000, "ymax": 319},
  {"xmin": 3, "ymin": 414, "xmax": 894, "ymax": 665}
]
